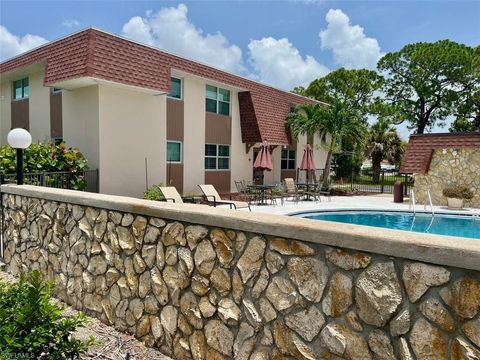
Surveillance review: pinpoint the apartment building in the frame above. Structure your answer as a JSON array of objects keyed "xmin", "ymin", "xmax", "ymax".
[{"xmin": 0, "ymin": 28, "xmax": 327, "ymax": 197}]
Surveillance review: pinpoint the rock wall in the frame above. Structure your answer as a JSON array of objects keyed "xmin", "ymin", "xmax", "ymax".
[
  {"xmin": 2, "ymin": 193, "xmax": 480, "ymax": 360},
  {"xmin": 414, "ymin": 148, "xmax": 480, "ymax": 208}
]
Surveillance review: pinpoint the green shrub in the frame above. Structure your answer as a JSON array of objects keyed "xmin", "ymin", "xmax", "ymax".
[
  {"xmin": 143, "ymin": 183, "xmax": 165, "ymax": 201},
  {"xmin": 0, "ymin": 271, "xmax": 95, "ymax": 359},
  {"xmin": 442, "ymin": 185, "xmax": 474, "ymax": 200},
  {"xmin": 0, "ymin": 142, "xmax": 89, "ymax": 190},
  {"xmin": 0, "ymin": 142, "xmax": 88, "ymax": 174}
]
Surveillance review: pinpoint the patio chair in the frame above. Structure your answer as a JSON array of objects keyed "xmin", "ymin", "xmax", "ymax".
[
  {"xmin": 234, "ymin": 180, "xmax": 257, "ymax": 203},
  {"xmin": 158, "ymin": 186, "xmax": 185, "ymax": 203},
  {"xmin": 283, "ymin": 178, "xmax": 304, "ymax": 203},
  {"xmin": 305, "ymin": 183, "xmax": 332, "ymax": 202},
  {"xmin": 268, "ymin": 183, "xmax": 285, "ymax": 206},
  {"xmin": 198, "ymin": 184, "xmax": 251, "ymax": 211}
]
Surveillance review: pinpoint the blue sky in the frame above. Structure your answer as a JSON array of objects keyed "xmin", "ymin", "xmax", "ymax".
[{"xmin": 1, "ymin": 0, "xmax": 479, "ymax": 137}]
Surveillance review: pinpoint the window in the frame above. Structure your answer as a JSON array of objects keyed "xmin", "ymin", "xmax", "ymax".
[
  {"xmin": 205, "ymin": 85, "xmax": 230, "ymax": 116},
  {"xmin": 168, "ymin": 78, "xmax": 182, "ymax": 99},
  {"xmin": 52, "ymin": 87, "xmax": 62, "ymax": 93},
  {"xmin": 13, "ymin": 78, "xmax": 29, "ymax": 100},
  {"xmin": 167, "ymin": 141, "xmax": 182, "ymax": 163},
  {"xmin": 205, "ymin": 144, "xmax": 230, "ymax": 170},
  {"xmin": 281, "ymin": 149, "xmax": 296, "ymax": 170}
]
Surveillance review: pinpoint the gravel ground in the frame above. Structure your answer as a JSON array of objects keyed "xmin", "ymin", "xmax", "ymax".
[{"xmin": 0, "ymin": 270, "xmax": 172, "ymax": 360}]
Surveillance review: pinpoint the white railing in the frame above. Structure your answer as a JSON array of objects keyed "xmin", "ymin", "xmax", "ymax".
[
  {"xmin": 425, "ymin": 189, "xmax": 435, "ymax": 216},
  {"xmin": 409, "ymin": 189, "xmax": 416, "ymax": 215}
]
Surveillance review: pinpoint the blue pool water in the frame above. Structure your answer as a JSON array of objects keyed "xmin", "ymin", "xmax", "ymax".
[{"xmin": 297, "ymin": 211, "xmax": 480, "ymax": 239}]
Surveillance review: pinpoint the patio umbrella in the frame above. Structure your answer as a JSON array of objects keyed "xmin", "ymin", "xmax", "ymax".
[
  {"xmin": 300, "ymin": 144, "xmax": 316, "ymax": 183},
  {"xmin": 254, "ymin": 141, "xmax": 273, "ymax": 171}
]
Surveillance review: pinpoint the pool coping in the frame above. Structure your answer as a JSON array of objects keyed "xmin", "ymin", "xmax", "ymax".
[{"xmin": 2, "ymin": 184, "xmax": 480, "ymax": 271}]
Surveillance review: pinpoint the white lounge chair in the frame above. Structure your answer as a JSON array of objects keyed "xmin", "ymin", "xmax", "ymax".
[
  {"xmin": 158, "ymin": 186, "xmax": 184, "ymax": 204},
  {"xmin": 198, "ymin": 184, "xmax": 251, "ymax": 211}
]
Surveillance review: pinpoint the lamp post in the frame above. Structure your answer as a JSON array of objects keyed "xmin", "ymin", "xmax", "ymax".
[{"xmin": 7, "ymin": 128, "xmax": 32, "ymax": 185}]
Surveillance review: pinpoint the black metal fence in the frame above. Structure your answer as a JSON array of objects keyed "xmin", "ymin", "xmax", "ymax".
[
  {"xmin": 0, "ymin": 169, "xmax": 99, "ymax": 193},
  {"xmin": 296, "ymin": 168, "xmax": 412, "ymax": 195}
]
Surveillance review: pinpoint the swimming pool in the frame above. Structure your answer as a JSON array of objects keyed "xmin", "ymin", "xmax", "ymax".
[{"xmin": 296, "ymin": 211, "xmax": 480, "ymax": 239}]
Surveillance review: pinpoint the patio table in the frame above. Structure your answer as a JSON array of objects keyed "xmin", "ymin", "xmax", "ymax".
[{"xmin": 248, "ymin": 184, "xmax": 277, "ymax": 205}]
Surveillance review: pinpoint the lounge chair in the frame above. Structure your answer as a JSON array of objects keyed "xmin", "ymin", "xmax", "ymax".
[
  {"xmin": 159, "ymin": 186, "xmax": 204, "ymax": 204},
  {"xmin": 158, "ymin": 186, "xmax": 184, "ymax": 203},
  {"xmin": 198, "ymin": 184, "xmax": 251, "ymax": 211}
]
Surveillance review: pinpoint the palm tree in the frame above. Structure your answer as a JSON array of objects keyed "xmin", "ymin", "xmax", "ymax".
[
  {"xmin": 286, "ymin": 100, "xmax": 366, "ymax": 189},
  {"xmin": 365, "ymin": 119, "xmax": 404, "ymax": 183}
]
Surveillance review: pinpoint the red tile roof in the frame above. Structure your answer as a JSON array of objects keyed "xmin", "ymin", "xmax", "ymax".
[
  {"xmin": 0, "ymin": 28, "xmax": 316, "ymax": 145},
  {"xmin": 400, "ymin": 133, "xmax": 480, "ymax": 174}
]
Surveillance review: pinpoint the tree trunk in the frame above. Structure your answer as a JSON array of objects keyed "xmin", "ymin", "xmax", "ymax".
[
  {"xmin": 417, "ymin": 98, "xmax": 427, "ymax": 134},
  {"xmin": 322, "ymin": 150, "xmax": 333, "ymax": 189},
  {"xmin": 417, "ymin": 121, "xmax": 427, "ymax": 134},
  {"xmin": 372, "ymin": 152, "xmax": 382, "ymax": 184}
]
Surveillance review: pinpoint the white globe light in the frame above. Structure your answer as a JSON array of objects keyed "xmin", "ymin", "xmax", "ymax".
[{"xmin": 7, "ymin": 128, "xmax": 32, "ymax": 149}]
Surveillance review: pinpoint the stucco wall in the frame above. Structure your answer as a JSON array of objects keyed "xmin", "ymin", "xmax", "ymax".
[
  {"xmin": 0, "ymin": 80, "xmax": 12, "ymax": 146},
  {"xmin": 415, "ymin": 148, "xmax": 480, "ymax": 208},
  {"xmin": 98, "ymin": 85, "xmax": 166, "ymax": 198},
  {"xmin": 230, "ymin": 89, "xmax": 253, "ymax": 191},
  {"xmin": 62, "ymin": 85, "xmax": 100, "ymax": 171},
  {"xmin": 183, "ymin": 77, "xmax": 206, "ymax": 195},
  {"xmin": 28, "ymin": 71, "xmax": 51, "ymax": 142},
  {"xmin": 2, "ymin": 185, "xmax": 479, "ymax": 360}
]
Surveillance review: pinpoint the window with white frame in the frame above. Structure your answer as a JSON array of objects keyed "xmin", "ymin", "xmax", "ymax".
[
  {"xmin": 206, "ymin": 85, "xmax": 230, "ymax": 116},
  {"xmin": 167, "ymin": 141, "xmax": 182, "ymax": 163},
  {"xmin": 52, "ymin": 87, "xmax": 62, "ymax": 93},
  {"xmin": 205, "ymin": 144, "xmax": 230, "ymax": 170},
  {"xmin": 13, "ymin": 78, "xmax": 29, "ymax": 100},
  {"xmin": 168, "ymin": 77, "xmax": 182, "ymax": 99},
  {"xmin": 281, "ymin": 149, "xmax": 296, "ymax": 170}
]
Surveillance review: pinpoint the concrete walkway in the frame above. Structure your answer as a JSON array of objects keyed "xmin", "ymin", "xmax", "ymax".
[{"xmin": 248, "ymin": 193, "xmax": 479, "ymax": 216}]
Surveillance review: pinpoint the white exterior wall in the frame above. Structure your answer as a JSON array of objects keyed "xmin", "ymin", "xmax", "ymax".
[
  {"xmin": 262, "ymin": 147, "xmax": 282, "ymax": 184},
  {"xmin": 0, "ymin": 81, "xmax": 11, "ymax": 146},
  {"xmin": 230, "ymin": 89, "xmax": 253, "ymax": 190},
  {"xmin": 62, "ymin": 85, "xmax": 100, "ymax": 171},
  {"xmin": 29, "ymin": 71, "xmax": 51, "ymax": 143},
  {"xmin": 183, "ymin": 76, "xmax": 206, "ymax": 194},
  {"xmin": 98, "ymin": 85, "xmax": 166, "ymax": 197},
  {"xmin": 313, "ymin": 132, "xmax": 328, "ymax": 171}
]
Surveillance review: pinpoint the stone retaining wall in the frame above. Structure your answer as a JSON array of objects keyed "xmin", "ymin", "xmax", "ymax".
[
  {"xmin": 414, "ymin": 148, "xmax": 480, "ymax": 208},
  {"xmin": 1, "ymin": 186, "xmax": 480, "ymax": 359}
]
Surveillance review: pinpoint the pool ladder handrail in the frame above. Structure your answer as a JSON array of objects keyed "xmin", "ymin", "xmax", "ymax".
[
  {"xmin": 425, "ymin": 189, "xmax": 435, "ymax": 217},
  {"xmin": 409, "ymin": 189, "xmax": 416, "ymax": 215},
  {"xmin": 409, "ymin": 189, "xmax": 434, "ymax": 217}
]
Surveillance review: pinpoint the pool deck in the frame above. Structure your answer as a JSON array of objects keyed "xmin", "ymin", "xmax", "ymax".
[{"xmin": 248, "ymin": 194, "xmax": 480, "ymax": 216}]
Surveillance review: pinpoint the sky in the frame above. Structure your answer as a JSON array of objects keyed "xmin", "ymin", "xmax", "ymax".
[{"xmin": 1, "ymin": 0, "xmax": 479, "ymax": 138}]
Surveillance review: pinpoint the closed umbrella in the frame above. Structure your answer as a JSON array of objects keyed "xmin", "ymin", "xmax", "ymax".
[
  {"xmin": 300, "ymin": 144, "xmax": 316, "ymax": 183},
  {"xmin": 254, "ymin": 142, "xmax": 273, "ymax": 171},
  {"xmin": 253, "ymin": 142, "xmax": 273, "ymax": 185}
]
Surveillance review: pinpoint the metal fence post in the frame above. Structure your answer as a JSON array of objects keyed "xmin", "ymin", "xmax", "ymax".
[
  {"xmin": 40, "ymin": 171, "xmax": 46, "ymax": 187},
  {"xmin": 381, "ymin": 171, "xmax": 385, "ymax": 193}
]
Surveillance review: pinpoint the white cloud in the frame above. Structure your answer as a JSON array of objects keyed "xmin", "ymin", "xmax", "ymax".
[
  {"xmin": 62, "ymin": 19, "xmax": 81, "ymax": 28},
  {"xmin": 248, "ymin": 37, "xmax": 329, "ymax": 90},
  {"xmin": 319, "ymin": 9, "xmax": 383, "ymax": 69},
  {"xmin": 0, "ymin": 25, "xmax": 48, "ymax": 61},
  {"xmin": 122, "ymin": 3, "xmax": 244, "ymax": 74}
]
